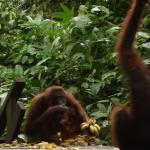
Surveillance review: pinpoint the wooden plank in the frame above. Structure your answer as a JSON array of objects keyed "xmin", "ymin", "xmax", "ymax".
[
  {"xmin": 6, "ymin": 102, "xmax": 25, "ymax": 143},
  {"xmin": 0, "ymin": 78, "xmax": 25, "ymax": 135}
]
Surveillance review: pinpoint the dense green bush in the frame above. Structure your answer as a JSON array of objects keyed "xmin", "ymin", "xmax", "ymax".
[{"xmin": 0, "ymin": 0, "xmax": 150, "ymax": 145}]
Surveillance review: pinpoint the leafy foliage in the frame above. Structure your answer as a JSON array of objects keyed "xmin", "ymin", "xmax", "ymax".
[{"xmin": 0, "ymin": 0, "xmax": 150, "ymax": 145}]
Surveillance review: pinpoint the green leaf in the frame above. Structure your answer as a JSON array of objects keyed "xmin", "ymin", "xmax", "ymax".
[
  {"xmin": 60, "ymin": 3, "xmax": 71, "ymax": 13},
  {"xmin": 15, "ymin": 65, "xmax": 23, "ymax": 76},
  {"xmin": 91, "ymin": 112, "xmax": 108, "ymax": 119},
  {"xmin": 78, "ymin": 5, "xmax": 88, "ymax": 15},
  {"xmin": 26, "ymin": 16, "xmax": 33, "ymax": 23},
  {"xmin": 90, "ymin": 83, "xmax": 101, "ymax": 95},
  {"xmin": 71, "ymin": 16, "xmax": 91, "ymax": 29},
  {"xmin": 99, "ymin": 6, "xmax": 110, "ymax": 15},
  {"xmin": 137, "ymin": 32, "xmax": 150, "ymax": 39},
  {"xmin": 27, "ymin": 14, "xmax": 43, "ymax": 25},
  {"xmin": 22, "ymin": 55, "xmax": 28, "ymax": 64},
  {"xmin": 52, "ymin": 3, "xmax": 73, "ymax": 24},
  {"xmin": 107, "ymin": 26, "xmax": 120, "ymax": 34},
  {"xmin": 37, "ymin": 58, "xmax": 50, "ymax": 66},
  {"xmin": 67, "ymin": 86, "xmax": 78, "ymax": 95},
  {"xmin": 141, "ymin": 42, "xmax": 150, "ymax": 49}
]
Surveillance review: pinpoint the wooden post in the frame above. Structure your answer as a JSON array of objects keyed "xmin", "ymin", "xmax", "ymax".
[
  {"xmin": 6, "ymin": 102, "xmax": 25, "ymax": 143},
  {"xmin": 0, "ymin": 78, "xmax": 25, "ymax": 143}
]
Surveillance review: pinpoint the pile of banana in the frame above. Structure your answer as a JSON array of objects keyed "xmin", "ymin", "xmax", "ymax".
[
  {"xmin": 63, "ymin": 135, "xmax": 88, "ymax": 146},
  {"xmin": 80, "ymin": 119, "xmax": 101, "ymax": 137},
  {"xmin": 0, "ymin": 140, "xmax": 58, "ymax": 149}
]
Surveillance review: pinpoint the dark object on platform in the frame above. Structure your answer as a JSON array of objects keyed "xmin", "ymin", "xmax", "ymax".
[{"xmin": 0, "ymin": 78, "xmax": 26, "ymax": 143}]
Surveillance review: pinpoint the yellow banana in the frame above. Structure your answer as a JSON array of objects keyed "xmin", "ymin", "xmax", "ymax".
[
  {"xmin": 93, "ymin": 126, "xmax": 99, "ymax": 137},
  {"xmin": 94, "ymin": 123, "xmax": 101, "ymax": 131},
  {"xmin": 89, "ymin": 125, "xmax": 95, "ymax": 134},
  {"xmin": 84, "ymin": 118, "xmax": 101, "ymax": 137},
  {"xmin": 81, "ymin": 122, "xmax": 88, "ymax": 126},
  {"xmin": 80, "ymin": 122, "xmax": 89, "ymax": 130}
]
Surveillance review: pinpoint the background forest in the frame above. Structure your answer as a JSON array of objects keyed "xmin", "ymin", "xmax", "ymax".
[{"xmin": 0, "ymin": 0, "xmax": 150, "ymax": 145}]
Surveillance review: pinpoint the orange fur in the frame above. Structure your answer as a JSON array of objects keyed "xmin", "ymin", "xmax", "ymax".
[
  {"xmin": 24, "ymin": 86, "xmax": 89, "ymax": 143},
  {"xmin": 111, "ymin": 0, "xmax": 149, "ymax": 149}
]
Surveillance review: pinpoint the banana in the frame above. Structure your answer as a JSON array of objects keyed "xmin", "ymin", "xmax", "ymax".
[
  {"xmin": 89, "ymin": 125, "xmax": 95, "ymax": 134},
  {"xmin": 93, "ymin": 126, "xmax": 99, "ymax": 137},
  {"xmin": 89, "ymin": 121, "xmax": 101, "ymax": 137},
  {"xmin": 94, "ymin": 123, "xmax": 101, "ymax": 131},
  {"xmin": 81, "ymin": 122, "xmax": 88, "ymax": 126},
  {"xmin": 81, "ymin": 119, "xmax": 101, "ymax": 137},
  {"xmin": 80, "ymin": 122, "xmax": 89, "ymax": 130}
]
